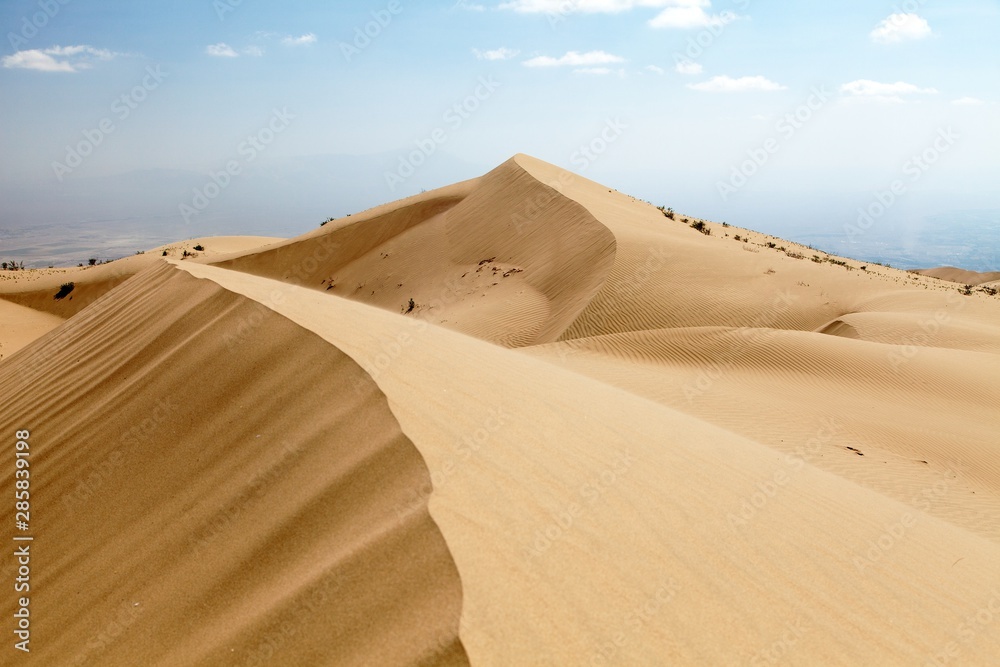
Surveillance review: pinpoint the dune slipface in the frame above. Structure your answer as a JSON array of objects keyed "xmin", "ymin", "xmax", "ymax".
[
  {"xmin": 0, "ymin": 262, "xmax": 468, "ymax": 666},
  {"xmin": 211, "ymin": 158, "xmax": 616, "ymax": 346}
]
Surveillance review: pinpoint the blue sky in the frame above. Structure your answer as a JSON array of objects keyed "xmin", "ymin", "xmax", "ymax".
[{"xmin": 1, "ymin": 0, "xmax": 998, "ymax": 266}]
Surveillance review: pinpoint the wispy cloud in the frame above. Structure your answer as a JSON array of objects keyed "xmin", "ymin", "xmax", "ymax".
[
  {"xmin": 473, "ymin": 47, "xmax": 520, "ymax": 60},
  {"xmin": 206, "ymin": 43, "xmax": 266, "ymax": 58},
  {"xmin": 674, "ymin": 59, "xmax": 702, "ymax": 75},
  {"xmin": 206, "ymin": 43, "xmax": 239, "ymax": 58},
  {"xmin": 951, "ymin": 96, "xmax": 984, "ymax": 106},
  {"xmin": 840, "ymin": 79, "xmax": 938, "ymax": 103},
  {"xmin": 687, "ymin": 75, "xmax": 786, "ymax": 92},
  {"xmin": 523, "ymin": 50, "xmax": 625, "ymax": 67},
  {"xmin": 646, "ymin": 64, "xmax": 665, "ymax": 75},
  {"xmin": 870, "ymin": 13, "xmax": 931, "ymax": 44},
  {"xmin": 2, "ymin": 45, "xmax": 119, "ymax": 72},
  {"xmin": 282, "ymin": 33, "xmax": 317, "ymax": 46}
]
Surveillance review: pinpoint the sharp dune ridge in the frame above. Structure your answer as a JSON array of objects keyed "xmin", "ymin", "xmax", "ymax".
[{"xmin": 1, "ymin": 154, "xmax": 999, "ymax": 664}]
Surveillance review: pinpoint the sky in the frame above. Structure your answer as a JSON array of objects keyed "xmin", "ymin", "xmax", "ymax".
[{"xmin": 1, "ymin": 0, "xmax": 998, "ymax": 268}]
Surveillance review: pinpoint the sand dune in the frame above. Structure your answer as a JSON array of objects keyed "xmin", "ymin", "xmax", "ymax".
[
  {"xmin": 913, "ymin": 266, "xmax": 1000, "ymax": 286},
  {"xmin": 0, "ymin": 262, "xmax": 465, "ymax": 666},
  {"xmin": 2, "ymin": 155, "xmax": 999, "ymax": 664}
]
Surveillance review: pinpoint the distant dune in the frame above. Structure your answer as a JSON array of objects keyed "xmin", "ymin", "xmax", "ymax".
[
  {"xmin": 2, "ymin": 155, "xmax": 999, "ymax": 665},
  {"xmin": 912, "ymin": 265, "xmax": 1000, "ymax": 286}
]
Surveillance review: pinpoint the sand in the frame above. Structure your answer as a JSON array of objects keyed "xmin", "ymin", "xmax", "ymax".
[{"xmin": 1, "ymin": 155, "xmax": 998, "ymax": 665}]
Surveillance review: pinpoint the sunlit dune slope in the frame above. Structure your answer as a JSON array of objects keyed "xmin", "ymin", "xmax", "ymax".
[{"xmin": 180, "ymin": 259, "xmax": 1000, "ymax": 665}]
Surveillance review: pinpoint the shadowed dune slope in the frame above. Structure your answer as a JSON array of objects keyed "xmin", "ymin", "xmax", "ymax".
[
  {"xmin": 210, "ymin": 158, "xmax": 616, "ymax": 346},
  {"xmin": 0, "ymin": 261, "xmax": 468, "ymax": 667}
]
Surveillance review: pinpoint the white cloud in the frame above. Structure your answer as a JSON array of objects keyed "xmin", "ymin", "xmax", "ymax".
[
  {"xmin": 473, "ymin": 47, "xmax": 520, "ymax": 60},
  {"xmin": 839, "ymin": 79, "xmax": 938, "ymax": 103},
  {"xmin": 646, "ymin": 64, "xmax": 665, "ymax": 75},
  {"xmin": 243, "ymin": 46, "xmax": 264, "ymax": 57},
  {"xmin": 523, "ymin": 50, "xmax": 625, "ymax": 67},
  {"xmin": 674, "ymin": 59, "xmax": 702, "ymax": 75},
  {"xmin": 206, "ymin": 43, "xmax": 239, "ymax": 58},
  {"xmin": 282, "ymin": 33, "xmax": 317, "ymax": 46},
  {"xmin": 574, "ymin": 67, "xmax": 616, "ymax": 75},
  {"xmin": 454, "ymin": 0, "xmax": 487, "ymax": 9},
  {"xmin": 499, "ymin": 0, "xmax": 738, "ymax": 28},
  {"xmin": 1, "ymin": 45, "xmax": 119, "ymax": 72},
  {"xmin": 649, "ymin": 2, "xmax": 735, "ymax": 29},
  {"xmin": 952, "ymin": 96, "xmax": 985, "ymax": 106},
  {"xmin": 687, "ymin": 75, "xmax": 786, "ymax": 92},
  {"xmin": 870, "ymin": 13, "xmax": 931, "ymax": 44}
]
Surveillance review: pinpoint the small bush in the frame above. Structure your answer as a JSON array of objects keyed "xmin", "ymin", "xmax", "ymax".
[
  {"xmin": 765, "ymin": 242, "xmax": 777, "ymax": 249},
  {"xmin": 690, "ymin": 220, "xmax": 710, "ymax": 235},
  {"xmin": 733, "ymin": 234, "xmax": 742, "ymax": 242},
  {"xmin": 162, "ymin": 250, "xmax": 168, "ymax": 256},
  {"xmin": 980, "ymin": 286, "xmax": 998, "ymax": 296},
  {"xmin": 960, "ymin": 284, "xmax": 973, "ymax": 296},
  {"xmin": 657, "ymin": 205, "xmax": 675, "ymax": 220},
  {"xmin": 193, "ymin": 244, "xmax": 204, "ymax": 251},
  {"xmin": 405, "ymin": 298, "xmax": 415, "ymax": 314},
  {"xmin": 88, "ymin": 258, "xmax": 97, "ymax": 266},
  {"xmin": 54, "ymin": 282, "xmax": 75, "ymax": 300}
]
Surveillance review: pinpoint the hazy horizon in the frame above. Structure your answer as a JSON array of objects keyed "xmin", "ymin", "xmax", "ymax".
[{"xmin": 2, "ymin": 0, "xmax": 998, "ymax": 270}]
